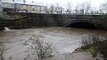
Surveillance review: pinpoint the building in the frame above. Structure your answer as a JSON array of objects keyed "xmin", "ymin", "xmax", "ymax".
[
  {"xmin": 0, "ymin": 1, "xmax": 3, "ymax": 13},
  {"xmin": 1, "ymin": 0, "xmax": 46, "ymax": 13},
  {"xmin": 2, "ymin": 0, "xmax": 24, "ymax": 3}
]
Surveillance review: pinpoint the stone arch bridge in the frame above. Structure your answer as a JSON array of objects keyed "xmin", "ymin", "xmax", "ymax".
[{"xmin": 0, "ymin": 13, "xmax": 107, "ymax": 30}]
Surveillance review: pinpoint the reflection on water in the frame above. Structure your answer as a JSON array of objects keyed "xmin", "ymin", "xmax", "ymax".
[{"xmin": 0, "ymin": 27, "xmax": 107, "ymax": 60}]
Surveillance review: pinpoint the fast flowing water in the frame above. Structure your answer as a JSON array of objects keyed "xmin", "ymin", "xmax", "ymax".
[{"xmin": 0, "ymin": 27, "xmax": 107, "ymax": 60}]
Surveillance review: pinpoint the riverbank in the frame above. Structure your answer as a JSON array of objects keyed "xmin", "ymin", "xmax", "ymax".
[
  {"xmin": 80, "ymin": 40, "xmax": 107, "ymax": 60},
  {"xmin": 42, "ymin": 48, "xmax": 95, "ymax": 60}
]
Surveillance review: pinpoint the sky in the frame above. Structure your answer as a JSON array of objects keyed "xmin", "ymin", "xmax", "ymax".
[{"xmin": 26, "ymin": 0, "xmax": 106, "ymax": 8}]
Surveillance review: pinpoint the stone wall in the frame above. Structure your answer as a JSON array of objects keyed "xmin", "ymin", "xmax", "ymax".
[{"xmin": 0, "ymin": 13, "xmax": 107, "ymax": 30}]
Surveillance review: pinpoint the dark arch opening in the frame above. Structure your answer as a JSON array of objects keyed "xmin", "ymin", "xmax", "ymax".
[{"xmin": 67, "ymin": 22, "xmax": 96, "ymax": 29}]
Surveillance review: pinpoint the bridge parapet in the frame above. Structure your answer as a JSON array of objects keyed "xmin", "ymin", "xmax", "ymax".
[{"xmin": 0, "ymin": 13, "xmax": 107, "ymax": 30}]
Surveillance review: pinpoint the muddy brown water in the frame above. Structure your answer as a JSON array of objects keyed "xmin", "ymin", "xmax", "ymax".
[{"xmin": 0, "ymin": 27, "xmax": 107, "ymax": 60}]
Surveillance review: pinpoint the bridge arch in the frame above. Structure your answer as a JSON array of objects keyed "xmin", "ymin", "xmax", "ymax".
[{"xmin": 66, "ymin": 20, "xmax": 97, "ymax": 29}]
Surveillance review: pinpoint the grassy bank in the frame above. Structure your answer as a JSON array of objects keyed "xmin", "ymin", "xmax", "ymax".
[
  {"xmin": 80, "ymin": 34, "xmax": 107, "ymax": 59},
  {"xmin": 81, "ymin": 40, "xmax": 107, "ymax": 58}
]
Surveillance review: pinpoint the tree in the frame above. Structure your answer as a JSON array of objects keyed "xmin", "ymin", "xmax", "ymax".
[
  {"xmin": 46, "ymin": 4, "xmax": 64, "ymax": 14},
  {"xmin": 66, "ymin": 9, "xmax": 71, "ymax": 14},
  {"xmin": 23, "ymin": 0, "xmax": 26, "ymax": 4},
  {"xmin": 48, "ymin": 5, "xmax": 56, "ymax": 14},
  {"xmin": 54, "ymin": 3, "xmax": 63, "ymax": 14},
  {"xmin": 80, "ymin": 1, "xmax": 91, "ymax": 15},
  {"xmin": 24, "ymin": 35, "xmax": 54, "ymax": 60},
  {"xmin": 74, "ymin": 0, "xmax": 80, "ymax": 14},
  {"xmin": 44, "ymin": 5, "xmax": 50, "ymax": 14},
  {"xmin": 99, "ymin": 2, "xmax": 107, "ymax": 15},
  {"xmin": 66, "ymin": 2, "xmax": 72, "ymax": 14}
]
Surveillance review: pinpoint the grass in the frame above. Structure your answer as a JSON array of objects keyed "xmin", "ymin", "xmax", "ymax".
[
  {"xmin": 82, "ymin": 40, "xmax": 107, "ymax": 58},
  {"xmin": 81, "ymin": 35, "xmax": 107, "ymax": 58}
]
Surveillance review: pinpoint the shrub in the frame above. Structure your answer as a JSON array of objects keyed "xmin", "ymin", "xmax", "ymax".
[
  {"xmin": 24, "ymin": 35, "xmax": 54, "ymax": 60},
  {"xmin": 86, "ymin": 47, "xmax": 98, "ymax": 57}
]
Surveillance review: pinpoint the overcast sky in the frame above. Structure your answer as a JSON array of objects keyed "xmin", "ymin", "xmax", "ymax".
[{"xmin": 26, "ymin": 0, "xmax": 105, "ymax": 8}]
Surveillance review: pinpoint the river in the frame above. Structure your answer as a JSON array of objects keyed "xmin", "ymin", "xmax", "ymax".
[{"xmin": 0, "ymin": 27, "xmax": 107, "ymax": 60}]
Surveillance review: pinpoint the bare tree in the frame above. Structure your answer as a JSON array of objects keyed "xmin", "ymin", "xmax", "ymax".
[
  {"xmin": 48, "ymin": 5, "xmax": 56, "ymax": 14},
  {"xmin": 66, "ymin": 9, "xmax": 71, "ymax": 14},
  {"xmin": 23, "ymin": 0, "xmax": 26, "ymax": 4},
  {"xmin": 74, "ymin": 0, "xmax": 80, "ymax": 14},
  {"xmin": 80, "ymin": 1, "xmax": 91, "ymax": 15},
  {"xmin": 24, "ymin": 35, "xmax": 54, "ymax": 60},
  {"xmin": 44, "ymin": 5, "xmax": 50, "ymax": 14},
  {"xmin": 99, "ymin": 2, "xmax": 107, "ymax": 15},
  {"xmin": 65, "ymin": 2, "xmax": 72, "ymax": 14},
  {"xmin": 46, "ymin": 4, "xmax": 64, "ymax": 14},
  {"xmin": 54, "ymin": 3, "xmax": 63, "ymax": 14},
  {"xmin": 98, "ymin": 9, "xmax": 105, "ymax": 15}
]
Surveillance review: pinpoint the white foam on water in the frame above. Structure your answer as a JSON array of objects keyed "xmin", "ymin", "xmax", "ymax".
[{"xmin": 4, "ymin": 27, "xmax": 11, "ymax": 31}]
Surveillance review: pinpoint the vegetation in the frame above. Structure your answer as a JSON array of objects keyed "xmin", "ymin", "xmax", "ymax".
[
  {"xmin": 44, "ymin": 1, "xmax": 107, "ymax": 15},
  {"xmin": 81, "ymin": 35, "xmax": 107, "ymax": 58},
  {"xmin": 23, "ymin": 35, "xmax": 54, "ymax": 60}
]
